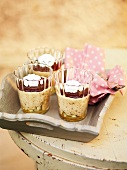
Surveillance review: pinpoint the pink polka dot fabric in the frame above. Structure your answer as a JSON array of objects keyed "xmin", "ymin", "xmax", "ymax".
[
  {"xmin": 90, "ymin": 74, "xmax": 115, "ymax": 104},
  {"xmin": 64, "ymin": 44, "xmax": 126, "ymax": 105},
  {"xmin": 65, "ymin": 44, "xmax": 105, "ymax": 73},
  {"xmin": 83, "ymin": 44, "xmax": 105, "ymax": 73},
  {"xmin": 107, "ymin": 65, "xmax": 126, "ymax": 88},
  {"xmin": 65, "ymin": 48, "xmax": 85, "ymax": 69},
  {"xmin": 107, "ymin": 65, "xmax": 127, "ymax": 95}
]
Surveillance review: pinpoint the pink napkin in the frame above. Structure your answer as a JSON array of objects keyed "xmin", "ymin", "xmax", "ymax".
[
  {"xmin": 65, "ymin": 44, "xmax": 126, "ymax": 104},
  {"xmin": 65, "ymin": 48, "xmax": 84, "ymax": 69},
  {"xmin": 107, "ymin": 65, "xmax": 126, "ymax": 95},
  {"xmin": 83, "ymin": 44, "xmax": 105, "ymax": 73},
  {"xmin": 89, "ymin": 74, "xmax": 115, "ymax": 104},
  {"xmin": 65, "ymin": 44, "xmax": 105, "ymax": 73}
]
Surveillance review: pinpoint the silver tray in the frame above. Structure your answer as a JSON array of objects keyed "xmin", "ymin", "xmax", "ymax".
[{"xmin": 0, "ymin": 73, "xmax": 114, "ymax": 142}]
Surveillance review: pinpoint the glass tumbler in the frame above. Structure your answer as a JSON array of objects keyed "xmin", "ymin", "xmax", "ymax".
[
  {"xmin": 27, "ymin": 47, "xmax": 64, "ymax": 94},
  {"xmin": 55, "ymin": 67, "xmax": 93, "ymax": 122},
  {"xmin": 14, "ymin": 63, "xmax": 53, "ymax": 114}
]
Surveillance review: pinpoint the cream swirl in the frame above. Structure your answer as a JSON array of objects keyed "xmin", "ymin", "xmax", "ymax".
[
  {"xmin": 38, "ymin": 54, "xmax": 55, "ymax": 67},
  {"xmin": 23, "ymin": 74, "xmax": 41, "ymax": 87},
  {"xmin": 64, "ymin": 80, "xmax": 83, "ymax": 93}
]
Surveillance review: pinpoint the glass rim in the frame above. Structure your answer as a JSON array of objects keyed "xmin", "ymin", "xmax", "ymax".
[
  {"xmin": 14, "ymin": 63, "xmax": 53, "ymax": 80},
  {"xmin": 27, "ymin": 47, "xmax": 65, "ymax": 62},
  {"xmin": 54, "ymin": 67, "xmax": 93, "ymax": 85}
]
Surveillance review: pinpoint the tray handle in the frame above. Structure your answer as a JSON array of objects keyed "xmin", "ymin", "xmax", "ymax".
[{"xmin": 26, "ymin": 121, "xmax": 54, "ymax": 131}]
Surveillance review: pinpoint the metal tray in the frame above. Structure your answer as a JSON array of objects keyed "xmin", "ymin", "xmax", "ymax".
[{"xmin": 0, "ymin": 73, "xmax": 114, "ymax": 142}]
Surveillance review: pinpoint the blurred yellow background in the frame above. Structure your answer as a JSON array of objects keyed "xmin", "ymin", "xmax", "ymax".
[
  {"xmin": 0, "ymin": 0, "xmax": 127, "ymax": 170},
  {"xmin": 1, "ymin": 0, "xmax": 127, "ymax": 81}
]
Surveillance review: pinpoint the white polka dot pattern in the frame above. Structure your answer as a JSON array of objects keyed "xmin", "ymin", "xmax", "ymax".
[
  {"xmin": 65, "ymin": 44, "xmax": 105, "ymax": 73},
  {"xmin": 64, "ymin": 45, "xmax": 127, "ymax": 104},
  {"xmin": 89, "ymin": 74, "xmax": 115, "ymax": 104},
  {"xmin": 65, "ymin": 48, "xmax": 84, "ymax": 69},
  {"xmin": 90, "ymin": 66, "xmax": 126, "ymax": 104},
  {"xmin": 107, "ymin": 65, "xmax": 126, "ymax": 88},
  {"xmin": 84, "ymin": 44, "xmax": 105, "ymax": 73}
]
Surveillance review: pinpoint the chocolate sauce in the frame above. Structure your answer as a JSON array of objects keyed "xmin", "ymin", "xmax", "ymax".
[
  {"xmin": 17, "ymin": 77, "xmax": 50, "ymax": 92},
  {"xmin": 33, "ymin": 65, "xmax": 51, "ymax": 72},
  {"xmin": 60, "ymin": 88, "xmax": 89, "ymax": 98},
  {"xmin": 33, "ymin": 61, "xmax": 62, "ymax": 72},
  {"xmin": 51, "ymin": 61, "xmax": 62, "ymax": 71}
]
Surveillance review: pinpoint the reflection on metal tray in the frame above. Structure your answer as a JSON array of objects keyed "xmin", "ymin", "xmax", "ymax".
[{"xmin": 0, "ymin": 73, "xmax": 114, "ymax": 142}]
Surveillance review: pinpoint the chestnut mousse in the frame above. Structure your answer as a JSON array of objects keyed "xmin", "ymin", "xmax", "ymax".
[
  {"xmin": 33, "ymin": 54, "xmax": 62, "ymax": 94},
  {"xmin": 56, "ymin": 80, "xmax": 90, "ymax": 122},
  {"xmin": 17, "ymin": 74, "xmax": 51, "ymax": 114}
]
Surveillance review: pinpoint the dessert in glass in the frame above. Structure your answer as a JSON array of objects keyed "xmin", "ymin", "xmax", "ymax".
[
  {"xmin": 55, "ymin": 68, "xmax": 93, "ymax": 122},
  {"xmin": 14, "ymin": 63, "xmax": 52, "ymax": 114},
  {"xmin": 27, "ymin": 47, "xmax": 64, "ymax": 94}
]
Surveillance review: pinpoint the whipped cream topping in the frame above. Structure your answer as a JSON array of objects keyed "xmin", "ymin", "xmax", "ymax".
[
  {"xmin": 64, "ymin": 80, "xmax": 83, "ymax": 93},
  {"xmin": 38, "ymin": 54, "xmax": 55, "ymax": 67},
  {"xmin": 23, "ymin": 74, "xmax": 41, "ymax": 87}
]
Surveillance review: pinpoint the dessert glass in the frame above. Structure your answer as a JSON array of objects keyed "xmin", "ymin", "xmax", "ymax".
[
  {"xmin": 55, "ymin": 67, "xmax": 93, "ymax": 122},
  {"xmin": 27, "ymin": 47, "xmax": 64, "ymax": 94},
  {"xmin": 14, "ymin": 63, "xmax": 53, "ymax": 114}
]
